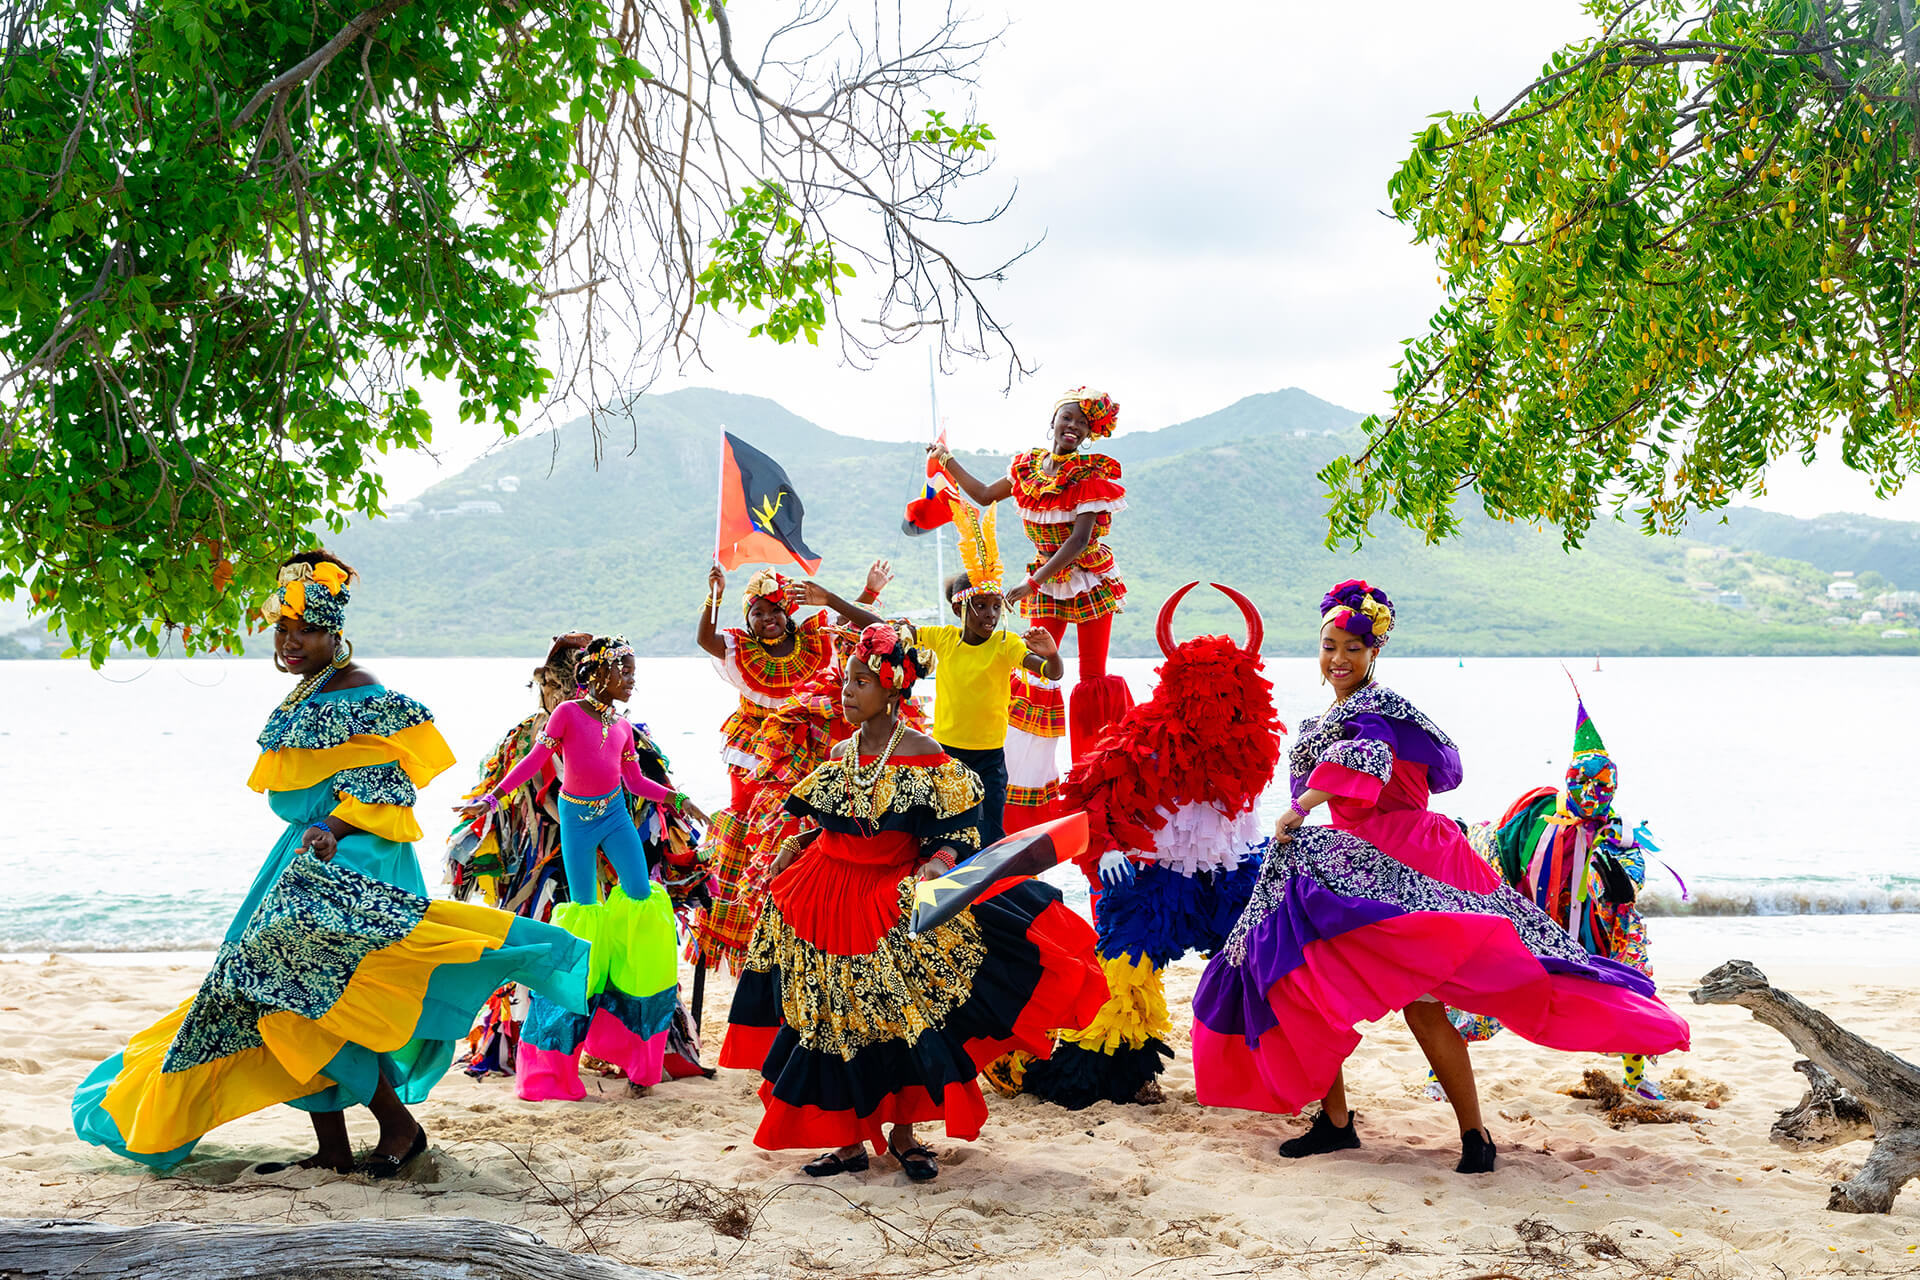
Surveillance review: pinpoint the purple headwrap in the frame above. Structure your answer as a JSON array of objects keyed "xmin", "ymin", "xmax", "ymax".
[{"xmin": 1319, "ymin": 579, "xmax": 1395, "ymax": 648}]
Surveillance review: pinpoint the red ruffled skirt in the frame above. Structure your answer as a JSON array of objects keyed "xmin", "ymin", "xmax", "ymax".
[{"xmin": 719, "ymin": 834, "xmax": 1106, "ymax": 1151}]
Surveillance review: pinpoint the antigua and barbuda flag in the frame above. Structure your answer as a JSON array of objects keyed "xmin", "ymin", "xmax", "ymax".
[
  {"xmin": 716, "ymin": 432, "xmax": 821, "ymax": 574},
  {"xmin": 902, "ymin": 427, "xmax": 959, "ymax": 536},
  {"xmin": 908, "ymin": 812, "xmax": 1089, "ymax": 935}
]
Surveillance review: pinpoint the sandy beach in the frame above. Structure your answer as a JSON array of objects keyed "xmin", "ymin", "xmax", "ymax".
[{"xmin": 5, "ymin": 945, "xmax": 1918, "ymax": 1279}]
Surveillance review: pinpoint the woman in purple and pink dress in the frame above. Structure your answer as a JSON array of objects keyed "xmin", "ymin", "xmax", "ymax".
[{"xmin": 1191, "ymin": 581, "xmax": 1691, "ymax": 1174}]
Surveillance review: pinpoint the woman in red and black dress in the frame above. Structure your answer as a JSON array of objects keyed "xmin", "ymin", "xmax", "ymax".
[{"xmin": 720, "ymin": 624, "xmax": 1107, "ymax": 1183}]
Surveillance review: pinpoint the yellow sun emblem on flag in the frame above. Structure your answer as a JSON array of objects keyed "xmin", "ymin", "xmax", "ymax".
[{"xmin": 750, "ymin": 490, "xmax": 786, "ymax": 531}]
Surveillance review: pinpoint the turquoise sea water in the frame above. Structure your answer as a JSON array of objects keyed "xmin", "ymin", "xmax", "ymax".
[{"xmin": 2, "ymin": 654, "xmax": 1916, "ymax": 955}]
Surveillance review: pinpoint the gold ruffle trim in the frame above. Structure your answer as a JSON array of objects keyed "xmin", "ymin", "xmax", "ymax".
[
  {"xmin": 790, "ymin": 756, "xmax": 985, "ymax": 826},
  {"xmin": 743, "ymin": 881, "xmax": 986, "ymax": 1060}
]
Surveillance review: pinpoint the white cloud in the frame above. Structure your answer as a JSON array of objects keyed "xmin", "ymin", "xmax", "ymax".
[{"xmin": 374, "ymin": 0, "xmax": 1920, "ymax": 529}]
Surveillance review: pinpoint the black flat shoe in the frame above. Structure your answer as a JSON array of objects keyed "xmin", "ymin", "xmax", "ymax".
[
  {"xmin": 1279, "ymin": 1110, "xmax": 1360, "ymax": 1159},
  {"xmin": 359, "ymin": 1125, "xmax": 428, "ymax": 1181},
  {"xmin": 1455, "ymin": 1127, "xmax": 1497, "ymax": 1174},
  {"xmin": 803, "ymin": 1149, "xmax": 870, "ymax": 1177},
  {"xmin": 891, "ymin": 1142, "xmax": 939, "ymax": 1183}
]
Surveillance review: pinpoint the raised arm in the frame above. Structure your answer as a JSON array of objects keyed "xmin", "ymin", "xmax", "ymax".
[
  {"xmin": 800, "ymin": 580, "xmax": 882, "ymax": 629},
  {"xmin": 929, "ymin": 443, "xmax": 1013, "ymax": 505},
  {"xmin": 458, "ymin": 706, "xmax": 569, "ymax": 815},
  {"xmin": 1020, "ymin": 626, "xmax": 1065, "ymax": 681},
  {"xmin": 695, "ymin": 565, "xmax": 728, "ymax": 659}
]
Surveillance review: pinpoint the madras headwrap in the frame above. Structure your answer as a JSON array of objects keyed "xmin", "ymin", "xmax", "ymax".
[
  {"xmin": 263, "ymin": 561, "xmax": 352, "ymax": 632},
  {"xmin": 741, "ymin": 568, "xmax": 796, "ymax": 620},
  {"xmin": 1053, "ymin": 387, "xmax": 1120, "ymax": 439}
]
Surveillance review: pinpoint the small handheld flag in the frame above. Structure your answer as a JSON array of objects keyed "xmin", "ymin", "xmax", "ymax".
[
  {"xmin": 903, "ymin": 428, "xmax": 959, "ymax": 535},
  {"xmin": 909, "ymin": 812, "xmax": 1088, "ymax": 935},
  {"xmin": 716, "ymin": 432, "xmax": 821, "ymax": 574}
]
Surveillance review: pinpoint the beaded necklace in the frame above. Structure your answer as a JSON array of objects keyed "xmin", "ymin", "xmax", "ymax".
[
  {"xmin": 841, "ymin": 718, "xmax": 908, "ymax": 821},
  {"xmin": 582, "ymin": 694, "xmax": 617, "ymax": 745},
  {"xmin": 276, "ymin": 662, "xmax": 337, "ymax": 714}
]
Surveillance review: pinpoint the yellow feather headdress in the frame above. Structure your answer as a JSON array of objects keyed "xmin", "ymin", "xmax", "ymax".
[{"xmin": 950, "ymin": 498, "xmax": 1002, "ymax": 602}]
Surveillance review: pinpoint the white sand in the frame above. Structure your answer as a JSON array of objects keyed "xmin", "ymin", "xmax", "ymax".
[{"xmin": 5, "ymin": 954, "xmax": 1919, "ymax": 1277}]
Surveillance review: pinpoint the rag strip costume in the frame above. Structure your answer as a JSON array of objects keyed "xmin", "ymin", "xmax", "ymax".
[
  {"xmin": 1007, "ymin": 389, "xmax": 1133, "ymax": 786},
  {"xmin": 73, "ymin": 566, "xmax": 590, "ymax": 1168},
  {"xmin": 1447, "ymin": 687, "xmax": 1666, "ymax": 1097},
  {"xmin": 719, "ymin": 629, "xmax": 1107, "ymax": 1153},
  {"xmin": 1191, "ymin": 586, "xmax": 1690, "ymax": 1114},
  {"xmin": 692, "ymin": 571, "xmax": 835, "ymax": 973},
  {"xmin": 474, "ymin": 651, "xmax": 691, "ymax": 1100},
  {"xmin": 1011, "ymin": 585, "xmax": 1277, "ymax": 1109},
  {"xmin": 446, "ymin": 664, "xmax": 709, "ymax": 1089}
]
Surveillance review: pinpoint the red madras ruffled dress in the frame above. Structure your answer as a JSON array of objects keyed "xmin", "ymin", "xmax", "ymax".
[
  {"xmin": 719, "ymin": 750, "xmax": 1107, "ymax": 1152},
  {"xmin": 1191, "ymin": 683, "xmax": 1690, "ymax": 1115},
  {"xmin": 1004, "ymin": 448, "xmax": 1130, "ymax": 821},
  {"xmin": 1007, "ymin": 448, "xmax": 1127, "ymax": 625},
  {"xmin": 691, "ymin": 614, "xmax": 834, "ymax": 972}
]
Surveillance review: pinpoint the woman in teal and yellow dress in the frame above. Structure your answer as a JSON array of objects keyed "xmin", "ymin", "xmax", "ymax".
[{"xmin": 72, "ymin": 551, "xmax": 591, "ymax": 1177}]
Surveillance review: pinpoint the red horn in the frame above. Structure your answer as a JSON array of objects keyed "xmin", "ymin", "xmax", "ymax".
[
  {"xmin": 1211, "ymin": 583, "xmax": 1263, "ymax": 656},
  {"xmin": 1156, "ymin": 582, "xmax": 1200, "ymax": 659}
]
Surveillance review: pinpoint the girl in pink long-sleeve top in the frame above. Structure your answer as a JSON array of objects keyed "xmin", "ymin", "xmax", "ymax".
[
  {"xmin": 464, "ymin": 637, "xmax": 709, "ymax": 903},
  {"xmin": 457, "ymin": 636, "xmax": 712, "ymax": 1100}
]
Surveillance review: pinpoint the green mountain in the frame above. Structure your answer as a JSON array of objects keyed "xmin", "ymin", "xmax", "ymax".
[{"xmin": 294, "ymin": 387, "xmax": 1920, "ymax": 658}]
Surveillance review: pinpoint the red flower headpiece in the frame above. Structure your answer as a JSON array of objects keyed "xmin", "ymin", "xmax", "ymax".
[{"xmin": 850, "ymin": 622, "xmax": 932, "ymax": 691}]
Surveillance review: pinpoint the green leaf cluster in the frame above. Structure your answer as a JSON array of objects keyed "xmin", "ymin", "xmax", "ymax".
[
  {"xmin": 695, "ymin": 182, "xmax": 854, "ymax": 345},
  {"xmin": 1330, "ymin": 0, "xmax": 1920, "ymax": 551},
  {"xmin": 909, "ymin": 108, "xmax": 995, "ymax": 154},
  {"xmin": 1, "ymin": 0, "xmax": 635, "ymax": 662}
]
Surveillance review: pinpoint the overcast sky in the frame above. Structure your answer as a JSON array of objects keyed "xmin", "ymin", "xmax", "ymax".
[{"xmin": 379, "ymin": 0, "xmax": 1920, "ymax": 524}]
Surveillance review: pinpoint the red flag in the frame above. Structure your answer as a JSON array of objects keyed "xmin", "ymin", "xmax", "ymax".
[
  {"xmin": 716, "ymin": 432, "xmax": 821, "ymax": 574},
  {"xmin": 902, "ymin": 430, "xmax": 959, "ymax": 535}
]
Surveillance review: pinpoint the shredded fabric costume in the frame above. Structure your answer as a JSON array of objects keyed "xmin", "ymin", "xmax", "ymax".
[
  {"xmin": 1444, "ymin": 690, "xmax": 1665, "ymax": 1096},
  {"xmin": 446, "ymin": 709, "xmax": 709, "ymax": 1094},
  {"xmin": 693, "ymin": 588, "xmax": 835, "ymax": 972},
  {"xmin": 1190, "ymin": 682, "xmax": 1692, "ymax": 1115},
  {"xmin": 1014, "ymin": 615, "xmax": 1280, "ymax": 1109},
  {"xmin": 74, "ymin": 684, "xmax": 591, "ymax": 1169},
  {"xmin": 718, "ymin": 750, "xmax": 1107, "ymax": 1152}
]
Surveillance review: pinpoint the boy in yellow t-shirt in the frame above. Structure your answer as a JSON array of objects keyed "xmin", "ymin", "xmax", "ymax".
[{"xmin": 917, "ymin": 571, "xmax": 1064, "ymax": 846}]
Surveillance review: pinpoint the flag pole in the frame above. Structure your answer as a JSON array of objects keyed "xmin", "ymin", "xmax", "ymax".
[{"xmin": 710, "ymin": 425, "xmax": 727, "ymax": 625}]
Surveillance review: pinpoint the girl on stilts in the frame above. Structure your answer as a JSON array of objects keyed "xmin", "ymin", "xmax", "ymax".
[
  {"xmin": 931, "ymin": 389, "xmax": 1133, "ymax": 807},
  {"xmin": 720, "ymin": 623, "xmax": 1106, "ymax": 1183},
  {"xmin": 458, "ymin": 637, "xmax": 711, "ymax": 1100},
  {"xmin": 74, "ymin": 551, "xmax": 591, "ymax": 1176},
  {"xmin": 1190, "ymin": 581, "xmax": 1691, "ymax": 1174}
]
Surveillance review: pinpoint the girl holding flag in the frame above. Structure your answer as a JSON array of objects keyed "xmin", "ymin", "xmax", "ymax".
[{"xmin": 688, "ymin": 563, "xmax": 890, "ymax": 975}]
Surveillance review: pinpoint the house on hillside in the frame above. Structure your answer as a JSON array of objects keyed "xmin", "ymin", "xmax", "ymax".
[
  {"xmin": 1860, "ymin": 610, "xmax": 1886, "ymax": 626},
  {"xmin": 1877, "ymin": 590, "xmax": 1920, "ymax": 611},
  {"xmin": 1828, "ymin": 580, "xmax": 1861, "ymax": 600},
  {"xmin": 1716, "ymin": 591, "xmax": 1747, "ymax": 609}
]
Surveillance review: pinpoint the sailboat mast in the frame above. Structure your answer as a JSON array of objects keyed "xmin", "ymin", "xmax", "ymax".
[{"xmin": 930, "ymin": 350, "xmax": 944, "ymax": 603}]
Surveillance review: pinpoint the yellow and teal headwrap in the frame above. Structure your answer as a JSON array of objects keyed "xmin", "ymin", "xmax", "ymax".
[{"xmin": 263, "ymin": 561, "xmax": 352, "ymax": 632}]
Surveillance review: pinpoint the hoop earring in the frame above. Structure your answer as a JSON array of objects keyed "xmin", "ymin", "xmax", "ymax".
[
  {"xmin": 273, "ymin": 651, "xmax": 291, "ymax": 674},
  {"xmin": 331, "ymin": 636, "xmax": 354, "ymax": 669}
]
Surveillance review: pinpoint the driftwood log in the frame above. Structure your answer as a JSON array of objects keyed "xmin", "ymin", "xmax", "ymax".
[
  {"xmin": 0, "ymin": 1218, "xmax": 681, "ymax": 1280},
  {"xmin": 1692, "ymin": 959, "xmax": 1920, "ymax": 1213},
  {"xmin": 1772, "ymin": 1059, "xmax": 1875, "ymax": 1152}
]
